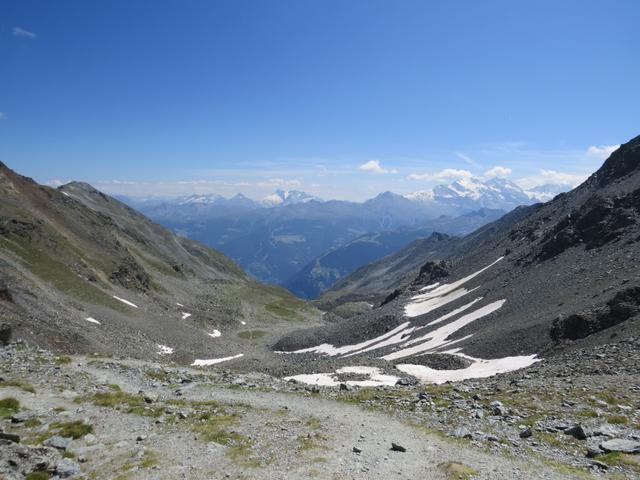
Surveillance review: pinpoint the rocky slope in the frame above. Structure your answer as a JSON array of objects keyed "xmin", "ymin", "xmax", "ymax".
[
  {"xmin": 0, "ymin": 162, "xmax": 320, "ymax": 362},
  {"xmin": 2, "ymin": 342, "xmax": 639, "ymax": 479},
  {"xmin": 274, "ymin": 135, "xmax": 640, "ymax": 377}
]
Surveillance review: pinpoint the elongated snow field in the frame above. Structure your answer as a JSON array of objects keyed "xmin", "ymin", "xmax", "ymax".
[
  {"xmin": 113, "ymin": 296, "xmax": 139, "ymax": 308},
  {"xmin": 279, "ymin": 257, "xmax": 536, "ymax": 385},
  {"xmin": 192, "ymin": 353, "xmax": 244, "ymax": 366}
]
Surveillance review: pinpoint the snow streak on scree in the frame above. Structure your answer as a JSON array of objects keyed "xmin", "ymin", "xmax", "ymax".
[{"xmin": 281, "ymin": 257, "xmax": 539, "ymax": 385}]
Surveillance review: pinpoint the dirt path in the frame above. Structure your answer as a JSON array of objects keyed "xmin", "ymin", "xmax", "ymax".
[{"xmin": 59, "ymin": 358, "xmax": 577, "ymax": 480}]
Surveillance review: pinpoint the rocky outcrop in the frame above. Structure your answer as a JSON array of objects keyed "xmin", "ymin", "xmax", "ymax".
[
  {"xmin": 0, "ymin": 279, "xmax": 12, "ymax": 303},
  {"xmin": 109, "ymin": 257, "xmax": 150, "ymax": 292},
  {"xmin": 550, "ymin": 286, "xmax": 640, "ymax": 342},
  {"xmin": 412, "ymin": 260, "xmax": 450, "ymax": 287}
]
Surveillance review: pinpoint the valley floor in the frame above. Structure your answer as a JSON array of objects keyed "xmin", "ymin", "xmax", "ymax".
[{"xmin": 1, "ymin": 343, "xmax": 639, "ymax": 480}]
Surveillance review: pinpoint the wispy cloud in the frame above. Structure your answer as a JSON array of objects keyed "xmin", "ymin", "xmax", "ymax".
[
  {"xmin": 358, "ymin": 160, "xmax": 396, "ymax": 174},
  {"xmin": 456, "ymin": 152, "xmax": 479, "ymax": 167},
  {"xmin": 408, "ymin": 168, "xmax": 473, "ymax": 182},
  {"xmin": 484, "ymin": 166, "xmax": 512, "ymax": 179},
  {"xmin": 0, "ymin": 112, "xmax": 6, "ymax": 120},
  {"xmin": 586, "ymin": 144, "xmax": 620, "ymax": 159},
  {"xmin": 13, "ymin": 27, "xmax": 36, "ymax": 39}
]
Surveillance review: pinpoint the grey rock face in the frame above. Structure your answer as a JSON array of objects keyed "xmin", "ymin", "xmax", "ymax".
[
  {"xmin": 44, "ymin": 435, "xmax": 72, "ymax": 450},
  {"xmin": 600, "ymin": 439, "xmax": 640, "ymax": 454}
]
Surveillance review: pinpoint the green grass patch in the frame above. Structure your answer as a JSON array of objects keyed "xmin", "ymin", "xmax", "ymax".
[
  {"xmin": 144, "ymin": 369, "xmax": 170, "ymax": 382},
  {"xmin": 606, "ymin": 415, "xmax": 628, "ymax": 425},
  {"xmin": 597, "ymin": 451, "xmax": 640, "ymax": 471},
  {"xmin": 25, "ymin": 472, "xmax": 49, "ymax": 480},
  {"xmin": 55, "ymin": 356, "xmax": 72, "ymax": 365},
  {"xmin": 237, "ymin": 330, "xmax": 267, "ymax": 341},
  {"xmin": 438, "ymin": 461, "xmax": 478, "ymax": 480},
  {"xmin": 0, "ymin": 397, "xmax": 20, "ymax": 417},
  {"xmin": 0, "ymin": 379, "xmax": 36, "ymax": 393},
  {"xmin": 77, "ymin": 387, "xmax": 162, "ymax": 417},
  {"xmin": 52, "ymin": 420, "xmax": 93, "ymax": 439}
]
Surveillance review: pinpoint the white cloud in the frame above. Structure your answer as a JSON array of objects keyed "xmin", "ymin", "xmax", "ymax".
[
  {"xmin": 408, "ymin": 168, "xmax": 473, "ymax": 182},
  {"xmin": 484, "ymin": 166, "xmax": 512, "ymax": 179},
  {"xmin": 256, "ymin": 178, "xmax": 302, "ymax": 188},
  {"xmin": 586, "ymin": 144, "xmax": 620, "ymax": 159},
  {"xmin": 516, "ymin": 169, "xmax": 587, "ymax": 190},
  {"xmin": 359, "ymin": 160, "xmax": 396, "ymax": 174},
  {"xmin": 0, "ymin": 112, "xmax": 5, "ymax": 120},
  {"xmin": 13, "ymin": 27, "xmax": 36, "ymax": 39},
  {"xmin": 45, "ymin": 179, "xmax": 67, "ymax": 187}
]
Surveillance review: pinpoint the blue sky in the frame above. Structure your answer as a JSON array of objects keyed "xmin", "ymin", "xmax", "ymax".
[{"xmin": 1, "ymin": 0, "xmax": 638, "ymax": 200}]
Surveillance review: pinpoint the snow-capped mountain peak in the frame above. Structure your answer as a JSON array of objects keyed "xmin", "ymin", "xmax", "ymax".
[
  {"xmin": 177, "ymin": 193, "xmax": 224, "ymax": 205},
  {"xmin": 261, "ymin": 190, "xmax": 319, "ymax": 207},
  {"xmin": 404, "ymin": 176, "xmax": 567, "ymax": 211}
]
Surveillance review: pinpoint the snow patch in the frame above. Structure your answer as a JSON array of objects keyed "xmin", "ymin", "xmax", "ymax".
[
  {"xmin": 176, "ymin": 302, "xmax": 184, "ymax": 307},
  {"xmin": 113, "ymin": 296, "xmax": 138, "ymax": 308},
  {"xmin": 284, "ymin": 366, "xmax": 399, "ymax": 387},
  {"xmin": 419, "ymin": 282, "xmax": 440, "ymax": 292},
  {"xmin": 383, "ymin": 300, "xmax": 506, "ymax": 361},
  {"xmin": 208, "ymin": 330, "xmax": 222, "ymax": 338},
  {"xmin": 85, "ymin": 317, "xmax": 101, "ymax": 325},
  {"xmin": 181, "ymin": 312, "xmax": 192, "ymax": 320},
  {"xmin": 240, "ymin": 321, "xmax": 247, "ymax": 325},
  {"xmin": 192, "ymin": 354, "xmax": 244, "ymax": 366},
  {"xmin": 157, "ymin": 345, "xmax": 174, "ymax": 355},
  {"xmin": 282, "ymin": 322, "xmax": 412, "ymax": 357},
  {"xmin": 396, "ymin": 353, "xmax": 539, "ymax": 384}
]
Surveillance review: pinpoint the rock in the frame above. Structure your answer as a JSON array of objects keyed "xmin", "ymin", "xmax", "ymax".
[
  {"xmin": 599, "ymin": 439, "xmax": 640, "ymax": 454},
  {"xmin": 0, "ymin": 323, "xmax": 11, "ymax": 345},
  {"xmin": 473, "ymin": 409, "xmax": 484, "ymax": 419},
  {"xmin": 453, "ymin": 427, "xmax": 473, "ymax": 439},
  {"xmin": 56, "ymin": 458, "xmax": 82, "ymax": 477},
  {"xmin": 0, "ymin": 432, "xmax": 20, "ymax": 443},
  {"xmin": 390, "ymin": 443, "xmax": 406, "ymax": 452},
  {"xmin": 11, "ymin": 411, "xmax": 35, "ymax": 423},
  {"xmin": 83, "ymin": 433, "xmax": 97, "ymax": 445},
  {"xmin": 231, "ymin": 378, "xmax": 246, "ymax": 386},
  {"xmin": 487, "ymin": 435, "xmax": 500, "ymax": 442},
  {"xmin": 594, "ymin": 425, "xmax": 618, "ymax": 437},
  {"xmin": 395, "ymin": 377, "xmax": 413, "ymax": 387},
  {"xmin": 519, "ymin": 427, "xmax": 533, "ymax": 439},
  {"xmin": 590, "ymin": 460, "xmax": 609, "ymax": 470},
  {"xmin": 564, "ymin": 425, "xmax": 589, "ymax": 440},
  {"xmin": 490, "ymin": 400, "xmax": 507, "ymax": 416},
  {"xmin": 44, "ymin": 436, "xmax": 72, "ymax": 450},
  {"xmin": 586, "ymin": 445, "xmax": 602, "ymax": 458},
  {"xmin": 339, "ymin": 383, "xmax": 351, "ymax": 391},
  {"xmin": 352, "ymin": 446, "xmax": 362, "ymax": 454}
]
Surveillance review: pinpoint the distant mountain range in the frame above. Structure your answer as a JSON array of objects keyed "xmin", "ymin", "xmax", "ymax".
[{"xmin": 120, "ymin": 177, "xmax": 570, "ymax": 297}]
